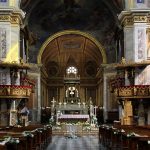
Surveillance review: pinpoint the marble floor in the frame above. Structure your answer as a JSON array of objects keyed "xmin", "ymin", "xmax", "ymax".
[{"xmin": 46, "ymin": 135, "xmax": 107, "ymax": 150}]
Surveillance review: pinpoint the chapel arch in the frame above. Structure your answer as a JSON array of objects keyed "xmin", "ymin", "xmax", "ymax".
[{"xmin": 37, "ymin": 30, "xmax": 107, "ymax": 107}]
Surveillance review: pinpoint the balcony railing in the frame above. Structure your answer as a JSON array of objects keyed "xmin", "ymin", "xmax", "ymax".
[
  {"xmin": 115, "ymin": 85, "xmax": 150, "ymax": 97},
  {"xmin": 0, "ymin": 85, "xmax": 32, "ymax": 98}
]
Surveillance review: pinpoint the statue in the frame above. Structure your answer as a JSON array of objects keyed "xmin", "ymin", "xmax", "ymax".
[
  {"xmin": 88, "ymin": 97, "xmax": 93, "ymax": 106},
  {"xmin": 20, "ymin": 57, "xmax": 25, "ymax": 65},
  {"xmin": 121, "ymin": 57, "xmax": 126, "ymax": 64}
]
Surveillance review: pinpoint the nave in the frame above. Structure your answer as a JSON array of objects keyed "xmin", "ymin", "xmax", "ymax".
[
  {"xmin": 46, "ymin": 135, "xmax": 106, "ymax": 150},
  {"xmin": 1, "ymin": 1, "xmax": 150, "ymax": 150}
]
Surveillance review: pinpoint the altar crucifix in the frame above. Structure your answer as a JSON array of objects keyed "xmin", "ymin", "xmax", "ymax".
[
  {"xmin": 69, "ymin": 87, "xmax": 75, "ymax": 97},
  {"xmin": 51, "ymin": 97, "xmax": 56, "ymax": 108},
  {"xmin": 51, "ymin": 97, "xmax": 56, "ymax": 121}
]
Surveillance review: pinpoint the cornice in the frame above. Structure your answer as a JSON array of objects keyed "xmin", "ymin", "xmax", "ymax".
[
  {"xmin": 0, "ymin": 8, "xmax": 25, "ymax": 25},
  {"xmin": 0, "ymin": 7, "xmax": 25, "ymax": 17},
  {"xmin": 118, "ymin": 10, "xmax": 150, "ymax": 27}
]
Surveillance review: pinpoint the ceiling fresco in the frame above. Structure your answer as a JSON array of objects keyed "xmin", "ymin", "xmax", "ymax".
[{"xmin": 21, "ymin": 0, "xmax": 123, "ymax": 65}]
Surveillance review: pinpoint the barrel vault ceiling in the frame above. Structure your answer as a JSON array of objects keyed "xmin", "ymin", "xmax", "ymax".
[{"xmin": 20, "ymin": 0, "xmax": 123, "ymax": 77}]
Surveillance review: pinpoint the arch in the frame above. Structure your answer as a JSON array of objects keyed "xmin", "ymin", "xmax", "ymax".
[{"xmin": 37, "ymin": 30, "xmax": 107, "ymax": 64}]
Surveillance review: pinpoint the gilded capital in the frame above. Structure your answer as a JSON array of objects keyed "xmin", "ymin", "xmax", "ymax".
[
  {"xmin": 0, "ymin": 15, "xmax": 10, "ymax": 21},
  {"xmin": 10, "ymin": 15, "xmax": 21, "ymax": 24},
  {"xmin": 123, "ymin": 17, "xmax": 133, "ymax": 26},
  {"xmin": 0, "ymin": 14, "xmax": 23, "ymax": 25},
  {"xmin": 119, "ymin": 11, "xmax": 150, "ymax": 27},
  {"xmin": 133, "ymin": 16, "xmax": 147, "ymax": 23}
]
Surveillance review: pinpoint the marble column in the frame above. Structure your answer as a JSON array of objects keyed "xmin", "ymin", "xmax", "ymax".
[
  {"xmin": 118, "ymin": 104, "xmax": 123, "ymax": 122},
  {"xmin": 0, "ymin": 100, "xmax": 8, "ymax": 126},
  {"xmin": 138, "ymin": 101, "xmax": 145, "ymax": 126},
  {"xmin": 60, "ymin": 87, "xmax": 64, "ymax": 103},
  {"xmin": 147, "ymin": 106, "xmax": 150, "ymax": 125},
  {"xmin": 37, "ymin": 74, "xmax": 41, "ymax": 122},
  {"xmin": 103, "ymin": 75, "xmax": 108, "ymax": 122},
  {"xmin": 95, "ymin": 88, "xmax": 98, "ymax": 105},
  {"xmin": 123, "ymin": 99, "xmax": 133, "ymax": 125},
  {"xmin": 10, "ymin": 100, "xmax": 19, "ymax": 126},
  {"xmin": 85, "ymin": 88, "xmax": 87, "ymax": 102}
]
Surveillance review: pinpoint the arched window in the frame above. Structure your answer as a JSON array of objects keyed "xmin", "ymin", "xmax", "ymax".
[{"xmin": 66, "ymin": 66, "xmax": 77, "ymax": 74}]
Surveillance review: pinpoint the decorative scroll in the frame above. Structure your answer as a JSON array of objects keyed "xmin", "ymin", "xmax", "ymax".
[
  {"xmin": 138, "ymin": 29, "xmax": 145, "ymax": 59},
  {"xmin": 115, "ymin": 85, "xmax": 150, "ymax": 97},
  {"xmin": 0, "ymin": 28, "xmax": 7, "ymax": 59},
  {"xmin": 0, "ymin": 85, "xmax": 32, "ymax": 98}
]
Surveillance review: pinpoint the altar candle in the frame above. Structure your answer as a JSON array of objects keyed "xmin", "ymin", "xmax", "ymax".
[
  {"xmin": 78, "ymin": 102, "xmax": 81, "ymax": 107},
  {"xmin": 94, "ymin": 106, "xmax": 97, "ymax": 116},
  {"xmin": 59, "ymin": 102, "xmax": 62, "ymax": 108},
  {"xmin": 83, "ymin": 102, "xmax": 85, "ymax": 108},
  {"xmin": 14, "ymin": 100, "xmax": 15, "ymax": 110}
]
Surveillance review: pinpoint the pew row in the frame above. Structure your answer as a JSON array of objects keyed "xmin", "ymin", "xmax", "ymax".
[
  {"xmin": 99, "ymin": 125, "xmax": 150, "ymax": 150},
  {"xmin": 0, "ymin": 124, "xmax": 52, "ymax": 150}
]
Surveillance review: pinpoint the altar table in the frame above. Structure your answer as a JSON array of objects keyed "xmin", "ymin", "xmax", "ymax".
[{"xmin": 58, "ymin": 114, "xmax": 89, "ymax": 123}]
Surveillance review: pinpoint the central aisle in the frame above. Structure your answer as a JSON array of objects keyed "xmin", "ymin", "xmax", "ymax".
[{"xmin": 46, "ymin": 135, "xmax": 106, "ymax": 150}]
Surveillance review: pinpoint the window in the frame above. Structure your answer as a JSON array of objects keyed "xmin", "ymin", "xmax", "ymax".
[
  {"xmin": 66, "ymin": 66, "xmax": 77, "ymax": 74},
  {"xmin": 137, "ymin": 0, "xmax": 144, "ymax": 3}
]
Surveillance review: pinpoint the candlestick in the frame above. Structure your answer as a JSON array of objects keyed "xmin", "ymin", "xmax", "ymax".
[{"xmin": 14, "ymin": 100, "xmax": 16, "ymax": 110}]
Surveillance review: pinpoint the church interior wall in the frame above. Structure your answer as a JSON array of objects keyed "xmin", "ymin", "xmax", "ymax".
[{"xmin": 1, "ymin": 0, "xmax": 150, "ymax": 129}]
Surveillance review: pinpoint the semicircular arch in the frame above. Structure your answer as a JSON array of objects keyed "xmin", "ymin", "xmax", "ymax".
[{"xmin": 37, "ymin": 30, "xmax": 107, "ymax": 64}]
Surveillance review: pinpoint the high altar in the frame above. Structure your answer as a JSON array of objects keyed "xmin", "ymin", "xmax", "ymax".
[{"xmin": 50, "ymin": 66, "xmax": 96, "ymax": 125}]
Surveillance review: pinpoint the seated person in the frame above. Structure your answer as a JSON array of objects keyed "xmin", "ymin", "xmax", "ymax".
[
  {"xmin": 17, "ymin": 104, "xmax": 30, "ymax": 126},
  {"xmin": 20, "ymin": 104, "xmax": 30, "ymax": 116}
]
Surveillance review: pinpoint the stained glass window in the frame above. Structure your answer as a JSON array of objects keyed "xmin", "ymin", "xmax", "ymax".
[{"xmin": 67, "ymin": 66, "xmax": 77, "ymax": 74}]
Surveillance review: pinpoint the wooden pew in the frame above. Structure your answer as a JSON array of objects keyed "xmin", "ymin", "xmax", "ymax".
[
  {"xmin": 0, "ymin": 124, "xmax": 52, "ymax": 150},
  {"xmin": 0, "ymin": 131, "xmax": 28, "ymax": 150},
  {"xmin": 99, "ymin": 125, "xmax": 150, "ymax": 150},
  {"xmin": 0, "ymin": 145, "xmax": 7, "ymax": 150}
]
